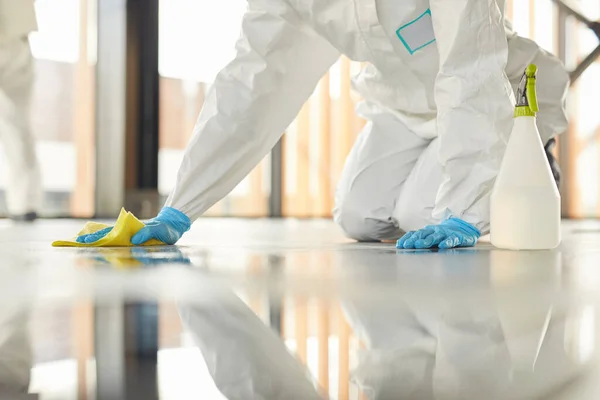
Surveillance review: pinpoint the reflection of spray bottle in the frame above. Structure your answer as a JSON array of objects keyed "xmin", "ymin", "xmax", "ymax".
[
  {"xmin": 490, "ymin": 250, "xmax": 561, "ymax": 372},
  {"xmin": 491, "ymin": 65, "xmax": 561, "ymax": 250}
]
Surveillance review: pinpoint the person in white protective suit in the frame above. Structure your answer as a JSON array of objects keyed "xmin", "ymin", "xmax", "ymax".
[
  {"xmin": 0, "ymin": 0, "xmax": 41, "ymax": 221},
  {"xmin": 77, "ymin": 0, "xmax": 569, "ymax": 249}
]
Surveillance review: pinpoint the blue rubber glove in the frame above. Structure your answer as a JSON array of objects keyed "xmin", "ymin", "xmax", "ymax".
[
  {"xmin": 131, "ymin": 207, "xmax": 191, "ymax": 245},
  {"xmin": 76, "ymin": 207, "xmax": 191, "ymax": 245},
  {"xmin": 396, "ymin": 218, "xmax": 480, "ymax": 250}
]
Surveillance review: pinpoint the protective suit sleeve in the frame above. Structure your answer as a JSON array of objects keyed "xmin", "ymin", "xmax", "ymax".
[
  {"xmin": 429, "ymin": 0, "xmax": 515, "ymax": 233},
  {"xmin": 166, "ymin": 1, "xmax": 340, "ymax": 220}
]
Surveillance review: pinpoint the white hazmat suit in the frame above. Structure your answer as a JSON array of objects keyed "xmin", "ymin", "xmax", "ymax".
[
  {"xmin": 0, "ymin": 0, "xmax": 41, "ymax": 217},
  {"xmin": 165, "ymin": 0, "xmax": 569, "ymax": 240}
]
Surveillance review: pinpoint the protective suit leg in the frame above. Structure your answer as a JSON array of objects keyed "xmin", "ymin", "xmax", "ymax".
[
  {"xmin": 333, "ymin": 102, "xmax": 431, "ymax": 241},
  {"xmin": 0, "ymin": 37, "xmax": 41, "ymax": 216}
]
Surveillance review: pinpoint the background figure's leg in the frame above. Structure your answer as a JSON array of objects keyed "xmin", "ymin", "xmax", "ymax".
[
  {"xmin": 179, "ymin": 290, "xmax": 323, "ymax": 400},
  {"xmin": 333, "ymin": 102, "xmax": 431, "ymax": 242},
  {"xmin": 393, "ymin": 138, "xmax": 443, "ymax": 233},
  {"xmin": 0, "ymin": 37, "xmax": 41, "ymax": 217},
  {"xmin": 545, "ymin": 138, "xmax": 561, "ymax": 188}
]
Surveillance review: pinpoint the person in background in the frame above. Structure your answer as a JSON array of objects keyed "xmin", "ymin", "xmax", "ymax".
[
  {"xmin": 0, "ymin": 0, "xmax": 41, "ymax": 222},
  {"xmin": 78, "ymin": 0, "xmax": 569, "ymax": 249}
]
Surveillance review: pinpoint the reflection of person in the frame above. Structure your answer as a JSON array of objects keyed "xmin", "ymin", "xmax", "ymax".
[
  {"xmin": 79, "ymin": 0, "xmax": 568, "ymax": 249},
  {"xmin": 344, "ymin": 292, "xmax": 589, "ymax": 400},
  {"xmin": 0, "ymin": 304, "xmax": 33, "ymax": 398},
  {"xmin": 180, "ymin": 289, "xmax": 323, "ymax": 400},
  {"xmin": 179, "ymin": 250, "xmax": 592, "ymax": 400},
  {"xmin": 339, "ymin": 250, "xmax": 589, "ymax": 400},
  {"xmin": 0, "ymin": 0, "xmax": 41, "ymax": 221}
]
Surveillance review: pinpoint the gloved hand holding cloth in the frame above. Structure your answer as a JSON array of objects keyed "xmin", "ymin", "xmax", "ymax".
[
  {"xmin": 396, "ymin": 218, "xmax": 480, "ymax": 250},
  {"xmin": 75, "ymin": 207, "xmax": 191, "ymax": 246}
]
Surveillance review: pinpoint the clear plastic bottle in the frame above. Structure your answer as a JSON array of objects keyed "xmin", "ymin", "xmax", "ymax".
[{"xmin": 490, "ymin": 65, "xmax": 561, "ymax": 250}]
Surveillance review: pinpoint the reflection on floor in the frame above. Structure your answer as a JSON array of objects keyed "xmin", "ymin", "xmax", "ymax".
[{"xmin": 1, "ymin": 218, "xmax": 600, "ymax": 399}]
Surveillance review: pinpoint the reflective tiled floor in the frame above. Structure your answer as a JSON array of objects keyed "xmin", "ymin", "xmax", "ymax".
[{"xmin": 1, "ymin": 218, "xmax": 600, "ymax": 399}]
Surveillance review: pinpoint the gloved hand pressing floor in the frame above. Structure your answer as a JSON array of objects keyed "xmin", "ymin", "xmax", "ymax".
[
  {"xmin": 76, "ymin": 207, "xmax": 191, "ymax": 246},
  {"xmin": 396, "ymin": 218, "xmax": 480, "ymax": 250}
]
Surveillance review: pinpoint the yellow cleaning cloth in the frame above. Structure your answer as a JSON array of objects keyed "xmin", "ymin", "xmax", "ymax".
[{"xmin": 52, "ymin": 208, "xmax": 164, "ymax": 247}]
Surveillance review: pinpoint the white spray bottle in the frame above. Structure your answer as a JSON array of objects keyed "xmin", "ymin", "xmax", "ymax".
[{"xmin": 490, "ymin": 64, "xmax": 561, "ymax": 250}]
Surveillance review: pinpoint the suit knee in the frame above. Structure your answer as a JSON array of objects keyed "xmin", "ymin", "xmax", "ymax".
[
  {"xmin": 334, "ymin": 202, "xmax": 400, "ymax": 242},
  {"xmin": 393, "ymin": 203, "xmax": 434, "ymax": 233}
]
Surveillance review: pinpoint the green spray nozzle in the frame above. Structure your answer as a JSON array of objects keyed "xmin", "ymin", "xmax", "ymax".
[
  {"xmin": 526, "ymin": 64, "xmax": 539, "ymax": 113},
  {"xmin": 515, "ymin": 64, "xmax": 539, "ymax": 117}
]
